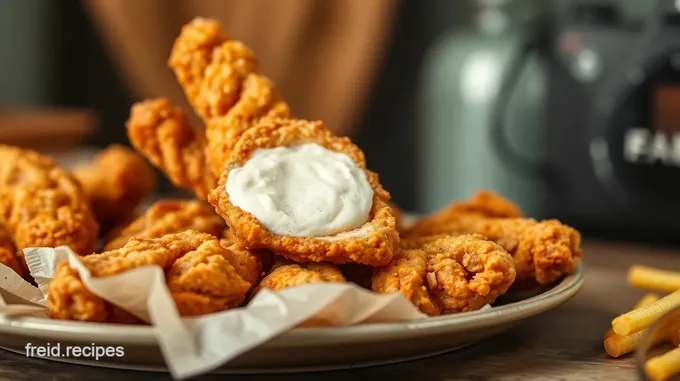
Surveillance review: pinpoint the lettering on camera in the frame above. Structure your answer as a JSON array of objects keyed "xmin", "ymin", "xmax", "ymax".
[{"xmin": 623, "ymin": 128, "xmax": 680, "ymax": 166}]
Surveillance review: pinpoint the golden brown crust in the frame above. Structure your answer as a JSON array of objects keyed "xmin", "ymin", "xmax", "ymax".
[
  {"xmin": 167, "ymin": 239, "xmax": 251, "ymax": 316},
  {"xmin": 208, "ymin": 119, "xmax": 399, "ymax": 267},
  {"xmin": 0, "ymin": 145, "xmax": 98, "ymax": 272},
  {"xmin": 72, "ymin": 144, "xmax": 156, "ymax": 232},
  {"xmin": 253, "ymin": 262, "xmax": 345, "ymax": 295},
  {"xmin": 371, "ymin": 248, "xmax": 440, "ymax": 316},
  {"xmin": 204, "ymin": 74, "xmax": 290, "ymax": 176},
  {"xmin": 372, "ymin": 234, "xmax": 516, "ymax": 315},
  {"xmin": 404, "ymin": 190, "xmax": 582, "ymax": 285},
  {"xmin": 421, "ymin": 234, "xmax": 516, "ymax": 313},
  {"xmin": 224, "ymin": 241, "xmax": 271, "ymax": 285},
  {"xmin": 0, "ymin": 223, "xmax": 23, "ymax": 277},
  {"xmin": 473, "ymin": 218, "xmax": 582, "ymax": 285},
  {"xmin": 168, "ymin": 18, "xmax": 239, "ymax": 119},
  {"xmin": 405, "ymin": 217, "xmax": 581, "ymax": 285},
  {"xmin": 103, "ymin": 200, "xmax": 225, "ymax": 251},
  {"xmin": 168, "ymin": 17, "xmax": 291, "ymax": 176},
  {"xmin": 219, "ymin": 227, "xmax": 238, "ymax": 247},
  {"xmin": 126, "ymin": 98, "xmax": 216, "ymax": 199},
  {"xmin": 47, "ymin": 230, "xmax": 253, "ymax": 322},
  {"xmin": 405, "ymin": 190, "xmax": 523, "ymax": 237}
]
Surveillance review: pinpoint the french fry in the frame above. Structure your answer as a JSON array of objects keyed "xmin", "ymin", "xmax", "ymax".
[
  {"xmin": 645, "ymin": 346, "xmax": 680, "ymax": 381},
  {"xmin": 612, "ymin": 290, "xmax": 680, "ymax": 336},
  {"xmin": 604, "ymin": 329, "xmax": 647, "ymax": 358},
  {"xmin": 605, "ymin": 294, "xmax": 660, "ymax": 340},
  {"xmin": 629, "ymin": 266, "xmax": 680, "ymax": 293}
]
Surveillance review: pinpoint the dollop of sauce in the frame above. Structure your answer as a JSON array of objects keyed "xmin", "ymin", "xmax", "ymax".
[{"xmin": 226, "ymin": 143, "xmax": 373, "ymax": 237}]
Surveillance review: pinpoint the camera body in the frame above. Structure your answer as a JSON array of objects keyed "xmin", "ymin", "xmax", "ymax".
[{"xmin": 544, "ymin": 0, "xmax": 680, "ymax": 240}]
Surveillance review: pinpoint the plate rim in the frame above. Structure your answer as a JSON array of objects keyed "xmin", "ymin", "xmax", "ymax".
[{"xmin": 0, "ymin": 263, "xmax": 583, "ymax": 347}]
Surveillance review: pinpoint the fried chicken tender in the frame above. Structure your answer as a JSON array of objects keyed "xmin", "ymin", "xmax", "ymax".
[
  {"xmin": 0, "ymin": 223, "xmax": 23, "ymax": 277},
  {"xmin": 72, "ymin": 145, "xmax": 156, "ymax": 233},
  {"xmin": 103, "ymin": 199, "xmax": 225, "ymax": 251},
  {"xmin": 406, "ymin": 190, "xmax": 523, "ymax": 237},
  {"xmin": 223, "ymin": 241, "xmax": 271, "ymax": 285},
  {"xmin": 219, "ymin": 227, "xmax": 238, "ymax": 247},
  {"xmin": 208, "ymin": 119, "xmax": 400, "ymax": 267},
  {"xmin": 127, "ymin": 98, "xmax": 217, "ymax": 199},
  {"xmin": 0, "ymin": 145, "xmax": 98, "ymax": 274},
  {"xmin": 168, "ymin": 17, "xmax": 290, "ymax": 176},
  {"xmin": 372, "ymin": 234, "xmax": 516, "ymax": 315},
  {"xmin": 167, "ymin": 238, "xmax": 252, "ymax": 316},
  {"xmin": 47, "ymin": 230, "xmax": 257, "ymax": 322},
  {"xmin": 253, "ymin": 261, "xmax": 345, "ymax": 296},
  {"xmin": 405, "ymin": 192, "xmax": 582, "ymax": 285}
]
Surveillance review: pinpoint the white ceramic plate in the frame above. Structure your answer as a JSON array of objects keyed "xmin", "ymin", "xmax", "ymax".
[{"xmin": 0, "ymin": 263, "xmax": 583, "ymax": 374}]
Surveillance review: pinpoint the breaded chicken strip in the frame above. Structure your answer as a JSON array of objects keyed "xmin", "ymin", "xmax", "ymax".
[
  {"xmin": 219, "ymin": 227, "xmax": 238, "ymax": 247},
  {"xmin": 127, "ymin": 98, "xmax": 216, "ymax": 199},
  {"xmin": 253, "ymin": 260, "xmax": 345, "ymax": 295},
  {"xmin": 405, "ymin": 190, "xmax": 523, "ymax": 238},
  {"xmin": 208, "ymin": 119, "xmax": 399, "ymax": 267},
  {"xmin": 103, "ymin": 199, "xmax": 225, "ymax": 251},
  {"xmin": 372, "ymin": 234, "xmax": 516, "ymax": 315},
  {"xmin": 404, "ymin": 192, "xmax": 582, "ymax": 285},
  {"xmin": 168, "ymin": 17, "xmax": 290, "ymax": 176},
  {"xmin": 47, "ymin": 230, "xmax": 256, "ymax": 322},
  {"xmin": 72, "ymin": 144, "xmax": 156, "ymax": 233},
  {"xmin": 167, "ymin": 238, "xmax": 252, "ymax": 317},
  {"xmin": 0, "ymin": 223, "xmax": 23, "ymax": 277},
  {"xmin": 0, "ymin": 145, "xmax": 98, "ymax": 274}
]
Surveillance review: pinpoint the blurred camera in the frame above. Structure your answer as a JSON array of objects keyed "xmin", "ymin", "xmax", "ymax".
[{"xmin": 543, "ymin": 0, "xmax": 680, "ymax": 240}]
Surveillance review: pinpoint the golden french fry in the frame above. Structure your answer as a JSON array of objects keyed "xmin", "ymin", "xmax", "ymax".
[
  {"xmin": 645, "ymin": 346, "xmax": 680, "ymax": 381},
  {"xmin": 612, "ymin": 290, "xmax": 680, "ymax": 336},
  {"xmin": 605, "ymin": 294, "xmax": 660, "ymax": 340},
  {"xmin": 629, "ymin": 266, "xmax": 680, "ymax": 293},
  {"xmin": 604, "ymin": 330, "xmax": 647, "ymax": 358}
]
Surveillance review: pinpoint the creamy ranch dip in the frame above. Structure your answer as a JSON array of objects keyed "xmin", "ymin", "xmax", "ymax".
[{"xmin": 226, "ymin": 143, "xmax": 373, "ymax": 237}]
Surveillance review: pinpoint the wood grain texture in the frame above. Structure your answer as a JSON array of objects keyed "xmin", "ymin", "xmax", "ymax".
[{"xmin": 1, "ymin": 239, "xmax": 676, "ymax": 381}]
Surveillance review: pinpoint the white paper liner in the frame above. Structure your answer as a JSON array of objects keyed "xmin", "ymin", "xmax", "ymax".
[{"xmin": 0, "ymin": 246, "xmax": 429, "ymax": 379}]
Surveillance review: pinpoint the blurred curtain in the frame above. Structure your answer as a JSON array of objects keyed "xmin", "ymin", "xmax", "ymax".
[{"xmin": 83, "ymin": 0, "xmax": 397, "ymax": 136}]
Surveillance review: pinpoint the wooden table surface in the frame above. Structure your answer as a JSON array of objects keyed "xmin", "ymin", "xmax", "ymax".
[{"xmin": 0, "ymin": 240, "xmax": 674, "ymax": 381}]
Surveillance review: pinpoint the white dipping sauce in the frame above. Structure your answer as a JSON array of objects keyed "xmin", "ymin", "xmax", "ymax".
[{"xmin": 226, "ymin": 143, "xmax": 373, "ymax": 237}]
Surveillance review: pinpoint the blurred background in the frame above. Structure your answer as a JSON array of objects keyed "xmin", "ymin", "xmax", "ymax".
[{"xmin": 0, "ymin": 0, "xmax": 678, "ymax": 243}]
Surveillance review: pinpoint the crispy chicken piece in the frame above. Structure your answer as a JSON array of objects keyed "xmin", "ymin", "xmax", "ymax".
[
  {"xmin": 208, "ymin": 119, "xmax": 400, "ymax": 267},
  {"xmin": 372, "ymin": 248, "xmax": 439, "ymax": 316},
  {"xmin": 372, "ymin": 234, "xmax": 516, "ymax": 315},
  {"xmin": 167, "ymin": 238, "xmax": 252, "ymax": 316},
  {"xmin": 103, "ymin": 199, "xmax": 225, "ymax": 251},
  {"xmin": 405, "ymin": 190, "xmax": 523, "ymax": 238},
  {"xmin": 223, "ymin": 241, "xmax": 271, "ymax": 286},
  {"xmin": 127, "ymin": 98, "xmax": 216, "ymax": 199},
  {"xmin": 0, "ymin": 145, "xmax": 98, "ymax": 274},
  {"xmin": 47, "ymin": 230, "xmax": 256, "ymax": 322},
  {"xmin": 404, "ymin": 192, "xmax": 582, "ymax": 285},
  {"xmin": 168, "ymin": 17, "xmax": 290, "ymax": 176},
  {"xmin": 72, "ymin": 144, "xmax": 156, "ymax": 233},
  {"xmin": 0, "ymin": 223, "xmax": 23, "ymax": 277},
  {"xmin": 252, "ymin": 261, "xmax": 345, "ymax": 296},
  {"xmin": 219, "ymin": 227, "xmax": 238, "ymax": 247}
]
